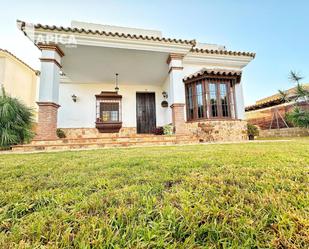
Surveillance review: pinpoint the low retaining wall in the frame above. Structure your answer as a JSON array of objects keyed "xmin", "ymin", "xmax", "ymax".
[
  {"xmin": 60, "ymin": 120, "xmax": 248, "ymax": 142},
  {"xmin": 185, "ymin": 120, "xmax": 248, "ymax": 142},
  {"xmin": 259, "ymin": 127, "xmax": 309, "ymax": 137},
  {"xmin": 60, "ymin": 127, "xmax": 136, "ymax": 139}
]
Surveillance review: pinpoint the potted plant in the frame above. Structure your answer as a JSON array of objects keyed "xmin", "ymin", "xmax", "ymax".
[
  {"xmin": 247, "ymin": 123, "xmax": 259, "ymax": 140},
  {"xmin": 152, "ymin": 127, "xmax": 164, "ymax": 135}
]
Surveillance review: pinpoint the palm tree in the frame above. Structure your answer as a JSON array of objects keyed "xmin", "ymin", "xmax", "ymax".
[
  {"xmin": 288, "ymin": 71, "xmax": 309, "ymax": 103},
  {"xmin": 0, "ymin": 87, "xmax": 34, "ymax": 149},
  {"xmin": 289, "ymin": 70, "xmax": 303, "ymax": 84},
  {"xmin": 280, "ymin": 71, "xmax": 309, "ymax": 128},
  {"xmin": 278, "ymin": 89, "xmax": 289, "ymax": 103}
]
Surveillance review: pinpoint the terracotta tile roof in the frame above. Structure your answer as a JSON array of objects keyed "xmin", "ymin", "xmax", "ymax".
[
  {"xmin": 190, "ymin": 47, "xmax": 256, "ymax": 58},
  {"xmin": 0, "ymin": 48, "xmax": 39, "ymax": 75},
  {"xmin": 17, "ymin": 20, "xmax": 255, "ymax": 58},
  {"xmin": 183, "ymin": 68, "xmax": 242, "ymax": 81},
  {"xmin": 30, "ymin": 22, "xmax": 196, "ymax": 46},
  {"xmin": 245, "ymin": 83, "xmax": 309, "ymax": 111}
]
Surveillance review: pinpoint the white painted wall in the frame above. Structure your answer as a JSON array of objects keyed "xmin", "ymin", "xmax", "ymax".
[
  {"xmin": 0, "ymin": 58, "xmax": 5, "ymax": 87},
  {"xmin": 58, "ymin": 82, "xmax": 168, "ymax": 128},
  {"xmin": 39, "ymin": 50, "xmax": 61, "ymax": 103},
  {"xmin": 162, "ymin": 75, "xmax": 172, "ymax": 124},
  {"xmin": 168, "ymin": 58, "xmax": 185, "ymax": 104},
  {"xmin": 234, "ymin": 82, "xmax": 245, "ymax": 119}
]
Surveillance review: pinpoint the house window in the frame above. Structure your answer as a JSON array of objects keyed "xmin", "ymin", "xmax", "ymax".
[
  {"xmin": 220, "ymin": 83, "xmax": 229, "ymax": 117},
  {"xmin": 196, "ymin": 82, "xmax": 205, "ymax": 118},
  {"xmin": 185, "ymin": 78, "xmax": 234, "ymax": 121},
  {"xmin": 100, "ymin": 101, "xmax": 120, "ymax": 122},
  {"xmin": 95, "ymin": 91, "xmax": 122, "ymax": 133},
  {"xmin": 209, "ymin": 83, "xmax": 218, "ymax": 117},
  {"xmin": 186, "ymin": 84, "xmax": 194, "ymax": 120}
]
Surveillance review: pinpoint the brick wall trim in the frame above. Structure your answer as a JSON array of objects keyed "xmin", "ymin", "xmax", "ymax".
[
  {"xmin": 171, "ymin": 103, "xmax": 186, "ymax": 134},
  {"xmin": 36, "ymin": 102, "xmax": 60, "ymax": 140}
]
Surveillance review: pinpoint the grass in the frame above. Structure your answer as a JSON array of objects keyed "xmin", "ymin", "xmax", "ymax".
[{"xmin": 0, "ymin": 139, "xmax": 308, "ymax": 248}]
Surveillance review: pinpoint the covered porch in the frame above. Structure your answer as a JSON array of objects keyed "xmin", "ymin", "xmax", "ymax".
[
  {"xmin": 57, "ymin": 45, "xmax": 174, "ymax": 135},
  {"xmin": 25, "ymin": 25, "xmax": 194, "ymax": 140}
]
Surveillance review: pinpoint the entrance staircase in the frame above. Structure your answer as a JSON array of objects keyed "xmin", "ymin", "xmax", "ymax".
[{"xmin": 12, "ymin": 134, "xmax": 198, "ymax": 152}]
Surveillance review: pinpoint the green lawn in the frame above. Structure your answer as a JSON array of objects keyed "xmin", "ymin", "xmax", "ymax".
[{"xmin": 0, "ymin": 140, "xmax": 308, "ymax": 248}]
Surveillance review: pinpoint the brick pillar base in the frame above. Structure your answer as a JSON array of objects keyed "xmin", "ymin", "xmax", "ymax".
[
  {"xmin": 171, "ymin": 103, "xmax": 186, "ymax": 134},
  {"xmin": 36, "ymin": 102, "xmax": 60, "ymax": 140}
]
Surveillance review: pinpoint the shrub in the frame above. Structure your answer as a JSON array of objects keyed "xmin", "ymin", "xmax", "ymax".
[
  {"xmin": 152, "ymin": 127, "xmax": 164, "ymax": 135},
  {"xmin": 163, "ymin": 124, "xmax": 173, "ymax": 135},
  {"xmin": 0, "ymin": 87, "xmax": 34, "ymax": 149},
  {"xmin": 56, "ymin": 128, "xmax": 66, "ymax": 138},
  {"xmin": 286, "ymin": 107, "xmax": 309, "ymax": 128},
  {"xmin": 247, "ymin": 123, "xmax": 259, "ymax": 140}
]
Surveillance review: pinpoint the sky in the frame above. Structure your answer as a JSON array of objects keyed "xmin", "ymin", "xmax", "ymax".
[{"xmin": 1, "ymin": 0, "xmax": 308, "ymax": 105}]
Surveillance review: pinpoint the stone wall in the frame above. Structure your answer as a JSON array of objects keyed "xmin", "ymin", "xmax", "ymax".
[
  {"xmin": 60, "ymin": 127, "xmax": 136, "ymax": 139},
  {"xmin": 259, "ymin": 127, "xmax": 309, "ymax": 137},
  {"xmin": 185, "ymin": 120, "xmax": 248, "ymax": 142},
  {"xmin": 60, "ymin": 121, "xmax": 248, "ymax": 142}
]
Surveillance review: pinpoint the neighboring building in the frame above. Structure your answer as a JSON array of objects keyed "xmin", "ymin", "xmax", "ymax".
[
  {"xmin": 245, "ymin": 84, "xmax": 309, "ymax": 129},
  {"xmin": 17, "ymin": 20, "xmax": 255, "ymax": 142},
  {"xmin": 0, "ymin": 49, "xmax": 39, "ymax": 119}
]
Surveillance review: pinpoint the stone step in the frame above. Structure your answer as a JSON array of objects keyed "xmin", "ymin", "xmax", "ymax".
[
  {"xmin": 12, "ymin": 138, "xmax": 198, "ymax": 152},
  {"xmin": 29, "ymin": 135, "xmax": 194, "ymax": 146}
]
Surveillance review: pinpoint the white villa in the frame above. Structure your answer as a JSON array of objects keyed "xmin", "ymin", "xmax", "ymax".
[{"xmin": 17, "ymin": 20, "xmax": 255, "ymax": 144}]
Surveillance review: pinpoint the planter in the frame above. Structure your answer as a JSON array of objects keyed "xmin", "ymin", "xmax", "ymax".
[
  {"xmin": 95, "ymin": 121, "xmax": 122, "ymax": 133},
  {"xmin": 248, "ymin": 134, "xmax": 255, "ymax": 140}
]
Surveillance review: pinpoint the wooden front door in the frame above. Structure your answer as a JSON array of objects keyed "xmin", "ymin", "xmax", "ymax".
[{"xmin": 136, "ymin": 92, "xmax": 156, "ymax": 134}]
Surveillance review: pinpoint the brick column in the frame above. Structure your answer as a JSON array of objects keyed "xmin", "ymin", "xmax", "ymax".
[
  {"xmin": 166, "ymin": 53, "xmax": 186, "ymax": 134},
  {"xmin": 36, "ymin": 102, "xmax": 60, "ymax": 140},
  {"xmin": 171, "ymin": 103, "xmax": 186, "ymax": 134},
  {"xmin": 35, "ymin": 44, "xmax": 64, "ymax": 140}
]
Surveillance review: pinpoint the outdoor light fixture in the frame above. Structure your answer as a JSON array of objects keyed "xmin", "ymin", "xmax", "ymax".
[
  {"xmin": 161, "ymin": 91, "xmax": 168, "ymax": 108},
  {"xmin": 72, "ymin": 94, "xmax": 77, "ymax": 102},
  {"xmin": 115, "ymin": 73, "xmax": 119, "ymax": 92}
]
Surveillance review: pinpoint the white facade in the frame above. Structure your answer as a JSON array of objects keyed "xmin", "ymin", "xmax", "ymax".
[
  {"xmin": 58, "ymin": 82, "xmax": 168, "ymax": 128},
  {"xmin": 18, "ymin": 20, "xmax": 254, "ymax": 136}
]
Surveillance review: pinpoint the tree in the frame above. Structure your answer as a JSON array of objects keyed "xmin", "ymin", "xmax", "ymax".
[
  {"xmin": 286, "ymin": 107, "xmax": 309, "ymax": 128},
  {"xmin": 0, "ymin": 87, "xmax": 34, "ymax": 149},
  {"xmin": 288, "ymin": 71, "xmax": 309, "ymax": 103},
  {"xmin": 278, "ymin": 89, "xmax": 289, "ymax": 103},
  {"xmin": 279, "ymin": 71, "xmax": 309, "ymax": 128},
  {"xmin": 289, "ymin": 70, "xmax": 303, "ymax": 84}
]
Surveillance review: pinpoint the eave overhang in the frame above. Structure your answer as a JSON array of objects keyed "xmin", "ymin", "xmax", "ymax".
[
  {"xmin": 183, "ymin": 52, "xmax": 255, "ymax": 70},
  {"xmin": 183, "ymin": 68, "xmax": 242, "ymax": 83},
  {"xmin": 17, "ymin": 20, "xmax": 195, "ymax": 54}
]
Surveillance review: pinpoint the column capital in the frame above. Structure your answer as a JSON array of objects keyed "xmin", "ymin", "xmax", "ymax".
[
  {"xmin": 166, "ymin": 53, "xmax": 185, "ymax": 65},
  {"xmin": 37, "ymin": 101, "xmax": 61, "ymax": 109},
  {"xmin": 170, "ymin": 103, "xmax": 185, "ymax": 108},
  {"xmin": 38, "ymin": 43, "xmax": 65, "ymax": 57}
]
